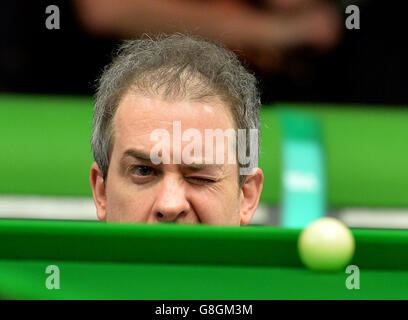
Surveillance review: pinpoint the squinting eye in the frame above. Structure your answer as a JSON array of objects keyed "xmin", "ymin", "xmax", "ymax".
[
  {"xmin": 189, "ymin": 177, "xmax": 215, "ymax": 184},
  {"xmin": 130, "ymin": 166, "xmax": 153, "ymax": 177}
]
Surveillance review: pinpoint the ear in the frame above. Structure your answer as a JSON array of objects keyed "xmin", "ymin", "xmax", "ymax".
[
  {"xmin": 239, "ymin": 168, "xmax": 264, "ymax": 225},
  {"xmin": 89, "ymin": 162, "xmax": 107, "ymax": 221}
]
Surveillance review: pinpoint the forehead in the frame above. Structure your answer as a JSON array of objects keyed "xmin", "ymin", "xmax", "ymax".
[{"xmin": 113, "ymin": 92, "xmax": 235, "ymax": 147}]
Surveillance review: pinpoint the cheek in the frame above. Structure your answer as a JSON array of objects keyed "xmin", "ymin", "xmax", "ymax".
[
  {"xmin": 190, "ymin": 186, "xmax": 240, "ymax": 225},
  {"xmin": 105, "ymin": 175, "xmax": 152, "ymax": 222}
]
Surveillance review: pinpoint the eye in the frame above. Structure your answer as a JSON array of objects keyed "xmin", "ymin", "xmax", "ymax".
[
  {"xmin": 130, "ymin": 165, "xmax": 154, "ymax": 177},
  {"xmin": 188, "ymin": 177, "xmax": 215, "ymax": 184}
]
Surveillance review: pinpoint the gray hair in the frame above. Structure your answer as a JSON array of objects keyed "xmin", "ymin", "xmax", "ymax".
[{"xmin": 91, "ymin": 34, "xmax": 261, "ymax": 185}]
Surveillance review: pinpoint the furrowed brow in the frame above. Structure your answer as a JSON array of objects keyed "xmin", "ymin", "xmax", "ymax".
[{"xmin": 122, "ymin": 149, "xmax": 152, "ymax": 162}]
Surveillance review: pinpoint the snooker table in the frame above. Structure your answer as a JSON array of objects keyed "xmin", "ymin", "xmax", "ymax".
[{"xmin": 0, "ymin": 219, "xmax": 407, "ymax": 300}]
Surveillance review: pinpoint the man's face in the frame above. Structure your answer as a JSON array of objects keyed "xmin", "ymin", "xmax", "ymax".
[{"xmin": 90, "ymin": 91, "xmax": 263, "ymax": 225}]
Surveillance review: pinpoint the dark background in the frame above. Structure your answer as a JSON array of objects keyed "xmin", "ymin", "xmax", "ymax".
[{"xmin": 1, "ymin": 0, "xmax": 407, "ymax": 106}]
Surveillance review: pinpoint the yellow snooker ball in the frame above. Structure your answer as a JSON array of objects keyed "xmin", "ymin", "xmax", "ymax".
[{"xmin": 298, "ymin": 217, "xmax": 355, "ymax": 272}]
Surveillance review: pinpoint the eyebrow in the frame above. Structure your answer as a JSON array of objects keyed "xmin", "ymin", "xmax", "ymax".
[
  {"xmin": 183, "ymin": 163, "xmax": 224, "ymax": 172},
  {"xmin": 121, "ymin": 149, "xmax": 224, "ymax": 172},
  {"xmin": 121, "ymin": 149, "xmax": 152, "ymax": 162}
]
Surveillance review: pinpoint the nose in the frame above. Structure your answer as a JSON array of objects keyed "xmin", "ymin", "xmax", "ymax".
[{"xmin": 153, "ymin": 175, "xmax": 190, "ymax": 223}]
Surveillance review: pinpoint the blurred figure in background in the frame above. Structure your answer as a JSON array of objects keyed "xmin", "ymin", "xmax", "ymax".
[
  {"xmin": 73, "ymin": 0, "xmax": 342, "ymax": 71},
  {"xmin": 0, "ymin": 0, "xmax": 406, "ymax": 105}
]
